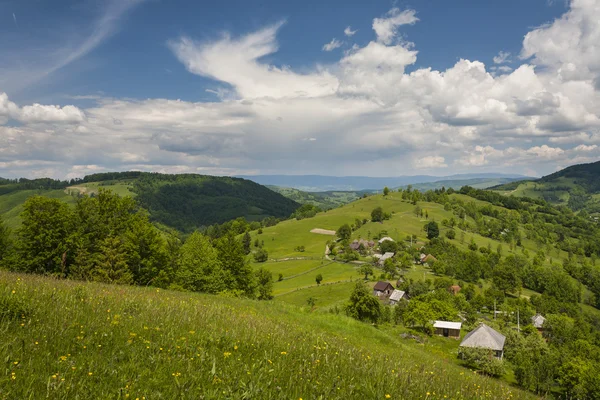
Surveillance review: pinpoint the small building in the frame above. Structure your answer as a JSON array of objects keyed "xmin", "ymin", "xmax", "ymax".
[
  {"xmin": 448, "ymin": 285, "xmax": 461, "ymax": 295},
  {"xmin": 389, "ymin": 289, "xmax": 409, "ymax": 305},
  {"xmin": 459, "ymin": 324, "xmax": 506, "ymax": 359},
  {"xmin": 373, "ymin": 281, "xmax": 394, "ymax": 297},
  {"xmin": 349, "ymin": 239, "xmax": 375, "ymax": 251},
  {"xmin": 532, "ymin": 314, "xmax": 546, "ymax": 332},
  {"xmin": 378, "ymin": 236, "xmax": 395, "ymax": 244},
  {"xmin": 378, "ymin": 252, "xmax": 395, "ymax": 265},
  {"xmin": 420, "ymin": 254, "xmax": 437, "ymax": 264},
  {"xmin": 434, "ymin": 321, "xmax": 462, "ymax": 339}
]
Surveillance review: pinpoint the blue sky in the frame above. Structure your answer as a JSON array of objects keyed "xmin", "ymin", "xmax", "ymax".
[{"xmin": 1, "ymin": 0, "xmax": 599, "ymax": 179}]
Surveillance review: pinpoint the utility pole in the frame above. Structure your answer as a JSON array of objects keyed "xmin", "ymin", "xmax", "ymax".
[
  {"xmin": 517, "ymin": 308, "xmax": 520, "ymax": 333},
  {"xmin": 494, "ymin": 299, "xmax": 497, "ymax": 320}
]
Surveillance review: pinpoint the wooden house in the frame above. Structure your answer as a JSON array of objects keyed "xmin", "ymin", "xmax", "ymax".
[
  {"xmin": 433, "ymin": 321, "xmax": 462, "ymax": 339},
  {"xmin": 373, "ymin": 281, "xmax": 394, "ymax": 297},
  {"xmin": 459, "ymin": 323, "xmax": 506, "ymax": 359}
]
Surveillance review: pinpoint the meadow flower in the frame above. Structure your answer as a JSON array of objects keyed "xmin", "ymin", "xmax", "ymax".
[{"xmin": 223, "ymin": 352, "xmax": 232, "ymax": 358}]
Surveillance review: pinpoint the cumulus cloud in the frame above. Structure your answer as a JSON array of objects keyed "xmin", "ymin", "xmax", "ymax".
[
  {"xmin": 344, "ymin": 26, "xmax": 357, "ymax": 37},
  {"xmin": 493, "ymin": 51, "xmax": 511, "ymax": 64},
  {"xmin": 372, "ymin": 8, "xmax": 418, "ymax": 45},
  {"xmin": 322, "ymin": 38, "xmax": 342, "ymax": 51},
  {"xmin": 2, "ymin": 3, "xmax": 600, "ymax": 179}
]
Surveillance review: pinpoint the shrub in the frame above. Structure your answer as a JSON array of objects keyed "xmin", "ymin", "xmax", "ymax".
[
  {"xmin": 445, "ymin": 229, "xmax": 456, "ymax": 240},
  {"xmin": 459, "ymin": 347, "xmax": 506, "ymax": 377},
  {"xmin": 253, "ymin": 248, "xmax": 268, "ymax": 263}
]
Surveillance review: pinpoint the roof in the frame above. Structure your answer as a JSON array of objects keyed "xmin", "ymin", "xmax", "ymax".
[
  {"xmin": 379, "ymin": 252, "xmax": 395, "ymax": 261},
  {"xmin": 389, "ymin": 289, "xmax": 406, "ymax": 302},
  {"xmin": 532, "ymin": 314, "xmax": 546, "ymax": 328},
  {"xmin": 373, "ymin": 281, "xmax": 394, "ymax": 291},
  {"xmin": 378, "ymin": 237, "xmax": 395, "ymax": 243},
  {"xmin": 433, "ymin": 321, "xmax": 462, "ymax": 330},
  {"xmin": 460, "ymin": 324, "xmax": 506, "ymax": 351}
]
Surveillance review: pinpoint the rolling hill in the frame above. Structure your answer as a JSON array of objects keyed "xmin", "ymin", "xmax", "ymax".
[
  {"xmin": 492, "ymin": 160, "xmax": 600, "ymax": 213},
  {"xmin": 0, "ymin": 172, "xmax": 299, "ymax": 232}
]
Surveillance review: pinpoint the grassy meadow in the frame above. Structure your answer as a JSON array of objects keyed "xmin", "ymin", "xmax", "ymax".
[{"xmin": 0, "ymin": 271, "xmax": 536, "ymax": 399}]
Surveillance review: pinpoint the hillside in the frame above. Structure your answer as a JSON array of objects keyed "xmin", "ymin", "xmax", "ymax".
[
  {"xmin": 492, "ymin": 160, "xmax": 600, "ymax": 213},
  {"xmin": 400, "ymin": 177, "xmax": 524, "ymax": 192},
  {"xmin": 240, "ymin": 173, "xmax": 528, "ymax": 192},
  {"xmin": 0, "ymin": 172, "xmax": 299, "ymax": 232},
  {"xmin": 267, "ymin": 185, "xmax": 368, "ymax": 209},
  {"xmin": 0, "ymin": 271, "xmax": 535, "ymax": 399}
]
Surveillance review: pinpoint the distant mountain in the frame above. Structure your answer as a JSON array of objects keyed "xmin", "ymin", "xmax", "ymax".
[
  {"xmin": 399, "ymin": 177, "xmax": 525, "ymax": 191},
  {"xmin": 491, "ymin": 160, "xmax": 600, "ymax": 213},
  {"xmin": 239, "ymin": 173, "xmax": 530, "ymax": 192},
  {"xmin": 0, "ymin": 172, "xmax": 300, "ymax": 232}
]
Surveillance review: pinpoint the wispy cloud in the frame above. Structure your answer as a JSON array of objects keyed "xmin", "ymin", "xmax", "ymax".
[
  {"xmin": 493, "ymin": 51, "xmax": 511, "ymax": 64},
  {"xmin": 322, "ymin": 38, "xmax": 342, "ymax": 51},
  {"xmin": 344, "ymin": 26, "xmax": 357, "ymax": 36},
  {"xmin": 12, "ymin": 13, "xmax": 17, "ymax": 28},
  {"xmin": 0, "ymin": 0, "xmax": 146, "ymax": 95}
]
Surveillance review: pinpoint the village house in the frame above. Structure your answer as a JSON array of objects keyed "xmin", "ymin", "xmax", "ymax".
[
  {"xmin": 389, "ymin": 289, "xmax": 409, "ymax": 305},
  {"xmin": 378, "ymin": 236, "xmax": 395, "ymax": 244},
  {"xmin": 459, "ymin": 323, "xmax": 506, "ymax": 359},
  {"xmin": 532, "ymin": 314, "xmax": 546, "ymax": 332},
  {"xmin": 373, "ymin": 281, "xmax": 394, "ymax": 297},
  {"xmin": 433, "ymin": 321, "xmax": 462, "ymax": 339},
  {"xmin": 349, "ymin": 239, "xmax": 375, "ymax": 251},
  {"xmin": 419, "ymin": 253, "xmax": 437, "ymax": 264},
  {"xmin": 378, "ymin": 252, "xmax": 395, "ymax": 265}
]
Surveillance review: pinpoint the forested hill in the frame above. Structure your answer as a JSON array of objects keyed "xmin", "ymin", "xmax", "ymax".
[
  {"xmin": 130, "ymin": 173, "xmax": 299, "ymax": 232},
  {"xmin": 492, "ymin": 160, "xmax": 600, "ymax": 213},
  {"xmin": 0, "ymin": 172, "xmax": 300, "ymax": 232}
]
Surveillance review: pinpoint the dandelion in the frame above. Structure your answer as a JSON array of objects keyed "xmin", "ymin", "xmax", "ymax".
[
  {"xmin": 281, "ymin": 351, "xmax": 287, "ymax": 355},
  {"xmin": 11, "ymin": 372, "xmax": 16, "ymax": 380},
  {"xmin": 223, "ymin": 352, "xmax": 232, "ymax": 358},
  {"xmin": 88, "ymin": 372, "xmax": 93, "ymax": 376},
  {"xmin": 234, "ymin": 345, "xmax": 238, "ymax": 350},
  {"xmin": 385, "ymin": 395, "xmax": 391, "ymax": 399}
]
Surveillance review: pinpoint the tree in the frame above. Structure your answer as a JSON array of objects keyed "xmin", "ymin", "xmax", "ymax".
[
  {"xmin": 371, "ymin": 207, "xmax": 384, "ymax": 222},
  {"xmin": 445, "ymin": 229, "xmax": 456, "ymax": 240},
  {"xmin": 492, "ymin": 258, "xmax": 522, "ymax": 296},
  {"xmin": 359, "ymin": 264, "xmax": 373, "ymax": 280},
  {"xmin": 345, "ymin": 281, "xmax": 382, "ymax": 323},
  {"xmin": 12, "ymin": 196, "xmax": 74, "ymax": 274},
  {"xmin": 175, "ymin": 231, "xmax": 225, "ymax": 293},
  {"xmin": 337, "ymin": 224, "xmax": 352, "ymax": 241},
  {"xmin": 383, "ymin": 186, "xmax": 390, "ymax": 196},
  {"xmin": 93, "ymin": 236, "xmax": 133, "ymax": 284},
  {"xmin": 383, "ymin": 258, "xmax": 397, "ymax": 277},
  {"xmin": 403, "ymin": 300, "xmax": 435, "ymax": 333},
  {"xmin": 255, "ymin": 267, "xmax": 274, "ymax": 300},
  {"xmin": 424, "ymin": 221, "xmax": 439, "ymax": 240},
  {"xmin": 253, "ymin": 248, "xmax": 269, "ymax": 263},
  {"xmin": 0, "ymin": 215, "xmax": 11, "ymax": 263},
  {"xmin": 242, "ymin": 232, "xmax": 252, "ymax": 255},
  {"xmin": 215, "ymin": 232, "xmax": 256, "ymax": 297},
  {"xmin": 315, "ymin": 273, "xmax": 323, "ymax": 285}
]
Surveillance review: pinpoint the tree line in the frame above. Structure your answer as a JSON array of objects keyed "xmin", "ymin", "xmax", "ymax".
[{"xmin": 0, "ymin": 189, "xmax": 273, "ymax": 299}]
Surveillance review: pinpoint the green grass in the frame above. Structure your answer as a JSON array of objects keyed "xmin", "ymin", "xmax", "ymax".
[
  {"xmin": 0, "ymin": 271, "xmax": 535, "ymax": 399},
  {"xmin": 66, "ymin": 181, "xmax": 135, "ymax": 197},
  {"xmin": 0, "ymin": 189, "xmax": 76, "ymax": 229}
]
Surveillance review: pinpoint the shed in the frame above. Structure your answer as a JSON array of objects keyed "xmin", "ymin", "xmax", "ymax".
[
  {"xmin": 532, "ymin": 314, "xmax": 546, "ymax": 331},
  {"xmin": 459, "ymin": 324, "xmax": 506, "ymax": 359},
  {"xmin": 373, "ymin": 281, "xmax": 394, "ymax": 297},
  {"xmin": 434, "ymin": 321, "xmax": 462, "ymax": 339},
  {"xmin": 389, "ymin": 289, "xmax": 409, "ymax": 305},
  {"xmin": 378, "ymin": 252, "xmax": 395, "ymax": 265}
]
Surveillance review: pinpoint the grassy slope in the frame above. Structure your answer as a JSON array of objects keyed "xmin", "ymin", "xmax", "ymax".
[
  {"xmin": 0, "ymin": 271, "xmax": 535, "ymax": 399},
  {"xmin": 0, "ymin": 190, "xmax": 76, "ymax": 230},
  {"xmin": 267, "ymin": 186, "xmax": 364, "ymax": 209},
  {"xmin": 247, "ymin": 191, "xmax": 574, "ymax": 309}
]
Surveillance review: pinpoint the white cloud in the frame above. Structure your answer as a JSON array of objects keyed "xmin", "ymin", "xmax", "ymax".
[
  {"xmin": 322, "ymin": 38, "xmax": 342, "ymax": 51},
  {"xmin": 415, "ymin": 156, "xmax": 447, "ymax": 169},
  {"xmin": 344, "ymin": 26, "xmax": 357, "ymax": 37},
  {"xmin": 372, "ymin": 8, "xmax": 418, "ymax": 45},
  {"xmin": 2, "ymin": 3, "xmax": 600, "ymax": 179},
  {"xmin": 493, "ymin": 51, "xmax": 511, "ymax": 64}
]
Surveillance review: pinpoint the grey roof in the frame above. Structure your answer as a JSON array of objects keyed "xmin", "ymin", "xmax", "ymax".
[
  {"xmin": 389, "ymin": 290, "xmax": 406, "ymax": 302},
  {"xmin": 379, "ymin": 252, "xmax": 395, "ymax": 261},
  {"xmin": 378, "ymin": 237, "xmax": 395, "ymax": 243},
  {"xmin": 459, "ymin": 324, "xmax": 505, "ymax": 351},
  {"xmin": 434, "ymin": 321, "xmax": 462, "ymax": 330},
  {"xmin": 532, "ymin": 314, "xmax": 546, "ymax": 329}
]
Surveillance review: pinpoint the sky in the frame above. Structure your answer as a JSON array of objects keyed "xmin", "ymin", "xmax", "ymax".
[{"xmin": 1, "ymin": 0, "xmax": 599, "ymax": 179}]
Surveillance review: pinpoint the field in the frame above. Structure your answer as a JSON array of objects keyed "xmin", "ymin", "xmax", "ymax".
[
  {"xmin": 0, "ymin": 189, "xmax": 76, "ymax": 229},
  {"xmin": 247, "ymin": 190, "xmax": 566, "ymax": 309},
  {"xmin": 0, "ymin": 271, "xmax": 536, "ymax": 399}
]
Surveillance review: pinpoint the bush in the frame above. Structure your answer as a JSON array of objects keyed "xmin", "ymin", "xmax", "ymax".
[
  {"xmin": 294, "ymin": 245, "xmax": 305, "ymax": 252},
  {"xmin": 459, "ymin": 347, "xmax": 506, "ymax": 377},
  {"xmin": 253, "ymin": 248, "xmax": 268, "ymax": 262},
  {"xmin": 445, "ymin": 229, "xmax": 456, "ymax": 240}
]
